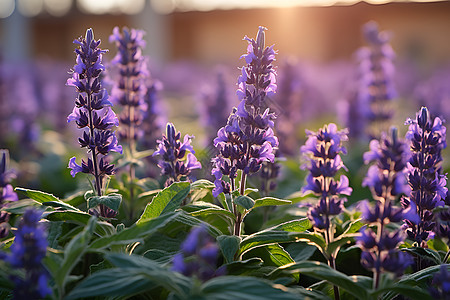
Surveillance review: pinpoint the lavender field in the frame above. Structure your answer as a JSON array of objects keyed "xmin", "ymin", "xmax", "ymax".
[{"xmin": 1, "ymin": 2, "xmax": 450, "ymax": 299}]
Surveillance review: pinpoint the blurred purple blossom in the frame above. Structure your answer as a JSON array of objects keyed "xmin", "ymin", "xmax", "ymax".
[
  {"xmin": 172, "ymin": 226, "xmax": 224, "ymax": 281},
  {"xmin": 357, "ymin": 128, "xmax": 414, "ymax": 285},
  {"xmin": 109, "ymin": 26, "xmax": 148, "ymax": 149},
  {"xmin": 343, "ymin": 21, "xmax": 397, "ymax": 140},
  {"xmin": 4, "ymin": 208, "xmax": 51, "ymax": 299}
]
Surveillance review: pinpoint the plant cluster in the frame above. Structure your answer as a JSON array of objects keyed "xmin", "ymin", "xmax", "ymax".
[{"xmin": 0, "ymin": 24, "xmax": 449, "ymax": 300}]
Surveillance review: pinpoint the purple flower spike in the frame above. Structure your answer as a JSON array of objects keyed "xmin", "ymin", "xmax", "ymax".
[
  {"xmin": 403, "ymin": 107, "xmax": 447, "ymax": 247},
  {"xmin": 211, "ymin": 26, "xmax": 279, "ymax": 200},
  {"xmin": 350, "ymin": 21, "xmax": 397, "ymax": 139},
  {"xmin": 153, "ymin": 123, "xmax": 201, "ymax": 187},
  {"xmin": 67, "ymin": 28, "xmax": 121, "ymax": 217},
  {"xmin": 358, "ymin": 127, "xmax": 412, "ymax": 282},
  {"xmin": 301, "ymin": 123, "xmax": 351, "ymax": 231},
  {"xmin": 2, "ymin": 209, "xmax": 51, "ymax": 299},
  {"xmin": 109, "ymin": 26, "xmax": 149, "ymax": 149}
]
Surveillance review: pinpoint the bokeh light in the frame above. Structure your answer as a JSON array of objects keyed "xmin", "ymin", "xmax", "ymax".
[
  {"xmin": 0, "ymin": 0, "xmax": 15, "ymax": 18},
  {"xmin": 44, "ymin": 0, "xmax": 72, "ymax": 17},
  {"xmin": 17, "ymin": 0, "xmax": 44, "ymax": 17}
]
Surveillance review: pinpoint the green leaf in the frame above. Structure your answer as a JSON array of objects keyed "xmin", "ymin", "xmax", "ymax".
[
  {"xmin": 87, "ymin": 193, "xmax": 122, "ymax": 212},
  {"xmin": 2, "ymin": 199, "xmax": 40, "ymax": 213},
  {"xmin": 188, "ymin": 205, "xmax": 235, "ymax": 224},
  {"xmin": 44, "ymin": 210, "xmax": 115, "ymax": 237},
  {"xmin": 42, "ymin": 200, "xmax": 79, "ymax": 211},
  {"xmin": 55, "ymin": 216, "xmax": 97, "ymax": 295},
  {"xmin": 45, "ymin": 210, "xmax": 91, "ymax": 225},
  {"xmin": 243, "ymin": 188, "xmax": 259, "ymax": 195},
  {"xmin": 239, "ymin": 218, "xmax": 319, "ymax": 256},
  {"xmin": 234, "ymin": 195, "xmax": 255, "ymax": 210},
  {"xmin": 217, "ymin": 193, "xmax": 230, "ymax": 212},
  {"xmin": 201, "ymin": 276, "xmax": 300, "ymax": 300},
  {"xmin": 341, "ymin": 218, "xmax": 364, "ymax": 235},
  {"xmin": 89, "ymin": 211, "xmax": 180, "ymax": 250},
  {"xmin": 15, "ymin": 187, "xmax": 59, "ymax": 203},
  {"xmin": 137, "ymin": 189, "xmax": 161, "ymax": 201},
  {"xmin": 137, "ymin": 182, "xmax": 190, "ymax": 224},
  {"xmin": 401, "ymin": 247, "xmax": 442, "ymax": 265},
  {"xmin": 14, "ymin": 187, "xmax": 81, "ymax": 212},
  {"xmin": 327, "ymin": 234, "xmax": 359, "ymax": 258},
  {"xmin": 65, "ymin": 253, "xmax": 191, "ymax": 299},
  {"xmin": 374, "ymin": 283, "xmax": 433, "ymax": 300},
  {"xmin": 277, "ymin": 261, "xmax": 369, "ymax": 299},
  {"xmin": 169, "ymin": 211, "xmax": 223, "ymax": 237},
  {"xmin": 65, "ymin": 269, "xmax": 157, "ymax": 299},
  {"xmin": 258, "ymin": 244, "xmax": 299, "ymax": 281},
  {"xmin": 191, "ymin": 179, "xmax": 215, "ymax": 190},
  {"xmin": 217, "ymin": 235, "xmax": 241, "ymax": 264},
  {"xmin": 253, "ymin": 197, "xmax": 292, "ymax": 209}
]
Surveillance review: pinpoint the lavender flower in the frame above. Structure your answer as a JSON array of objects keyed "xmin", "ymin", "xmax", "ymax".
[
  {"xmin": 67, "ymin": 28, "xmax": 122, "ymax": 218},
  {"xmin": 402, "ymin": 107, "xmax": 447, "ymax": 247},
  {"xmin": 357, "ymin": 128, "xmax": 414, "ymax": 288},
  {"xmin": 172, "ymin": 226, "xmax": 224, "ymax": 281},
  {"xmin": 153, "ymin": 123, "xmax": 201, "ymax": 187},
  {"xmin": 212, "ymin": 26, "xmax": 278, "ymax": 198},
  {"xmin": 67, "ymin": 29, "xmax": 122, "ymax": 196},
  {"xmin": 357, "ymin": 21, "xmax": 397, "ymax": 139},
  {"xmin": 4, "ymin": 208, "xmax": 51, "ymax": 299},
  {"xmin": 109, "ymin": 26, "xmax": 148, "ymax": 151},
  {"xmin": 0, "ymin": 149, "xmax": 18, "ymax": 238},
  {"xmin": 301, "ymin": 123, "xmax": 352, "ymax": 231},
  {"xmin": 301, "ymin": 123, "xmax": 351, "ymax": 300}
]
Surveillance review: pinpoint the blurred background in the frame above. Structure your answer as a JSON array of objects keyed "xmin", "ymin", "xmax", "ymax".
[{"xmin": 1, "ymin": 0, "xmax": 450, "ymax": 198}]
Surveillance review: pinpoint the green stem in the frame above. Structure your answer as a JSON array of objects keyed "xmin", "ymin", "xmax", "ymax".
[{"xmin": 87, "ymin": 92, "xmax": 102, "ymax": 197}]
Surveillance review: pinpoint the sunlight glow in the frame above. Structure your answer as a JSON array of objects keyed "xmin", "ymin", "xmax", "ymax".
[
  {"xmin": 150, "ymin": 0, "xmax": 447, "ymax": 13},
  {"xmin": 77, "ymin": 0, "xmax": 145, "ymax": 14}
]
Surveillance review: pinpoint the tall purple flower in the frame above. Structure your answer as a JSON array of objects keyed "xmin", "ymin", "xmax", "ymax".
[
  {"xmin": 172, "ymin": 226, "xmax": 224, "ymax": 281},
  {"xmin": 0, "ymin": 149, "xmax": 18, "ymax": 238},
  {"xmin": 402, "ymin": 107, "xmax": 447, "ymax": 247},
  {"xmin": 3, "ymin": 208, "xmax": 51, "ymax": 299},
  {"xmin": 66, "ymin": 29, "xmax": 122, "ymax": 187},
  {"xmin": 212, "ymin": 26, "xmax": 278, "ymax": 196},
  {"xmin": 357, "ymin": 21, "xmax": 396, "ymax": 139},
  {"xmin": 301, "ymin": 123, "xmax": 352, "ymax": 231},
  {"xmin": 109, "ymin": 26, "xmax": 148, "ymax": 151},
  {"xmin": 301, "ymin": 123, "xmax": 351, "ymax": 300},
  {"xmin": 211, "ymin": 26, "xmax": 278, "ymax": 236},
  {"xmin": 153, "ymin": 123, "xmax": 201, "ymax": 187},
  {"xmin": 67, "ymin": 28, "xmax": 122, "ymax": 217},
  {"xmin": 357, "ymin": 128, "xmax": 414, "ymax": 288}
]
